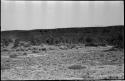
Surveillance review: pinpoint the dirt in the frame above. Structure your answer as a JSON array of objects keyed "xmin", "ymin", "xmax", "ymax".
[{"xmin": 1, "ymin": 45, "xmax": 124, "ymax": 80}]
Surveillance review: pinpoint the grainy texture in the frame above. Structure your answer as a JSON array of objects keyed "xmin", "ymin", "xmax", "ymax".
[
  {"xmin": 1, "ymin": 45, "xmax": 124, "ymax": 80},
  {"xmin": 1, "ymin": 26, "xmax": 124, "ymax": 80}
]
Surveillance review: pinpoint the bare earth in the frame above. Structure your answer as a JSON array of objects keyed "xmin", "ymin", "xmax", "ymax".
[{"xmin": 1, "ymin": 45, "xmax": 124, "ymax": 80}]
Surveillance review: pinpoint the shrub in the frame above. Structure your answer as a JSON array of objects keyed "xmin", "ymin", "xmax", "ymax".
[
  {"xmin": 41, "ymin": 48, "xmax": 47, "ymax": 52},
  {"xmin": 48, "ymin": 47, "xmax": 55, "ymax": 50},
  {"xmin": 85, "ymin": 43, "xmax": 98, "ymax": 47},
  {"xmin": 2, "ymin": 49, "xmax": 8, "ymax": 52},
  {"xmin": 59, "ymin": 45, "xmax": 68, "ymax": 50},
  {"xmin": 9, "ymin": 54, "xmax": 18, "ymax": 58},
  {"xmin": 42, "ymin": 48, "xmax": 46, "ymax": 51},
  {"xmin": 68, "ymin": 65, "xmax": 87, "ymax": 70},
  {"xmin": 1, "ymin": 39, "xmax": 11, "ymax": 47},
  {"xmin": 84, "ymin": 37, "xmax": 99, "ymax": 47},
  {"xmin": 1, "ymin": 63, "xmax": 11, "ymax": 70},
  {"xmin": 23, "ymin": 43, "xmax": 31, "ymax": 47},
  {"xmin": 69, "ymin": 44, "xmax": 76, "ymax": 49},
  {"xmin": 23, "ymin": 52, "xmax": 27, "ymax": 56},
  {"xmin": 13, "ymin": 39, "xmax": 20, "ymax": 48},
  {"xmin": 85, "ymin": 37, "xmax": 93, "ymax": 43},
  {"xmin": 98, "ymin": 43, "xmax": 106, "ymax": 46},
  {"xmin": 46, "ymin": 38, "xmax": 54, "ymax": 45},
  {"xmin": 102, "ymin": 76, "xmax": 120, "ymax": 80},
  {"xmin": 32, "ymin": 50, "xmax": 40, "ymax": 53}
]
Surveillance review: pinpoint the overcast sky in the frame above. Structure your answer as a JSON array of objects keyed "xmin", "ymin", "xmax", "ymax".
[{"xmin": 1, "ymin": 1, "xmax": 124, "ymax": 31}]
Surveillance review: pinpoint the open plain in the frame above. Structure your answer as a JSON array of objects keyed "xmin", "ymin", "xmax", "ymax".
[{"xmin": 1, "ymin": 44, "xmax": 124, "ymax": 80}]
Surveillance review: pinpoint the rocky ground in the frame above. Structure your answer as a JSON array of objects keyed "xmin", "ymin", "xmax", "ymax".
[{"xmin": 1, "ymin": 44, "xmax": 124, "ymax": 80}]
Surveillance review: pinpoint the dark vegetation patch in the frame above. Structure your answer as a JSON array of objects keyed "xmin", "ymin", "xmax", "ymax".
[
  {"xmin": 1, "ymin": 63, "xmax": 11, "ymax": 71},
  {"xmin": 9, "ymin": 54, "xmax": 18, "ymax": 58},
  {"xmin": 1, "ymin": 48, "xmax": 8, "ymax": 52},
  {"xmin": 23, "ymin": 52, "xmax": 27, "ymax": 56},
  {"xmin": 32, "ymin": 50, "xmax": 40, "ymax": 53},
  {"xmin": 1, "ymin": 25, "xmax": 124, "ymax": 49},
  {"xmin": 103, "ymin": 46, "xmax": 123, "ymax": 52},
  {"xmin": 91, "ymin": 51, "xmax": 124, "ymax": 65},
  {"xmin": 68, "ymin": 65, "xmax": 87, "ymax": 70},
  {"xmin": 1, "ymin": 57, "xmax": 39, "ymax": 71},
  {"xmin": 1, "ymin": 59, "xmax": 13, "ymax": 71},
  {"xmin": 101, "ymin": 75, "xmax": 124, "ymax": 80}
]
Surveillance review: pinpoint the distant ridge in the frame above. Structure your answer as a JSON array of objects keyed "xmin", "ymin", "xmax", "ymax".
[
  {"xmin": 1, "ymin": 25, "xmax": 124, "ymax": 32},
  {"xmin": 1, "ymin": 25, "xmax": 124, "ymax": 48}
]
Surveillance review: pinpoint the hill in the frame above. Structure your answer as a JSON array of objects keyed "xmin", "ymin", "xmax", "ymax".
[{"xmin": 1, "ymin": 25, "xmax": 124, "ymax": 48}]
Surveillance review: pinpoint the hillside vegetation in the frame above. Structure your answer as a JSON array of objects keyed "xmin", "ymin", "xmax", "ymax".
[
  {"xmin": 1, "ymin": 25, "xmax": 124, "ymax": 49},
  {"xmin": 1, "ymin": 25, "xmax": 124, "ymax": 80}
]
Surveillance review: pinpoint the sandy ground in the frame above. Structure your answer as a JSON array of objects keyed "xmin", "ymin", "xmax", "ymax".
[{"xmin": 1, "ymin": 45, "xmax": 124, "ymax": 80}]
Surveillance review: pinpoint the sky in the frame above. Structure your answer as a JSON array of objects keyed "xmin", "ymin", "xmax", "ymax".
[{"xmin": 1, "ymin": 1, "xmax": 124, "ymax": 31}]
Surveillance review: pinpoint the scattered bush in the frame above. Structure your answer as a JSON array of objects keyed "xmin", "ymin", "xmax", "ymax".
[
  {"xmin": 41, "ymin": 48, "xmax": 47, "ymax": 51},
  {"xmin": 67, "ymin": 44, "xmax": 76, "ymax": 49},
  {"xmin": 9, "ymin": 54, "xmax": 18, "ymax": 58},
  {"xmin": 102, "ymin": 76, "xmax": 120, "ymax": 80},
  {"xmin": 1, "ymin": 39, "xmax": 12, "ymax": 47},
  {"xmin": 85, "ymin": 43, "xmax": 98, "ymax": 47},
  {"xmin": 23, "ymin": 52, "xmax": 27, "ymax": 56},
  {"xmin": 1, "ymin": 26, "xmax": 124, "ymax": 49},
  {"xmin": 59, "ymin": 45, "xmax": 68, "ymax": 50},
  {"xmin": 48, "ymin": 47, "xmax": 55, "ymax": 50},
  {"xmin": 32, "ymin": 50, "xmax": 40, "ymax": 53},
  {"xmin": 13, "ymin": 39, "xmax": 20, "ymax": 48},
  {"xmin": 98, "ymin": 43, "xmax": 106, "ymax": 46},
  {"xmin": 68, "ymin": 65, "xmax": 87, "ymax": 70},
  {"xmin": 2, "ymin": 49, "xmax": 8, "ymax": 52},
  {"xmin": 85, "ymin": 37, "xmax": 93, "ymax": 43},
  {"xmin": 1, "ymin": 63, "xmax": 11, "ymax": 70},
  {"xmin": 103, "ymin": 47, "xmax": 118, "ymax": 52}
]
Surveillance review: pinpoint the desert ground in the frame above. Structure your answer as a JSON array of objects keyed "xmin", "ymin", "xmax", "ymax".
[{"xmin": 1, "ymin": 44, "xmax": 124, "ymax": 80}]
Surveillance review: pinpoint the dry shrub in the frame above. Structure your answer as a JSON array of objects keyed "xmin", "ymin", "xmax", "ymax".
[
  {"xmin": 59, "ymin": 45, "xmax": 68, "ymax": 50},
  {"xmin": 1, "ymin": 63, "xmax": 11, "ymax": 70},
  {"xmin": 9, "ymin": 54, "xmax": 18, "ymax": 58},
  {"xmin": 2, "ymin": 49, "xmax": 8, "ymax": 52},
  {"xmin": 32, "ymin": 50, "xmax": 40, "ymax": 53},
  {"xmin": 68, "ymin": 65, "xmax": 87, "ymax": 70},
  {"xmin": 41, "ymin": 48, "xmax": 47, "ymax": 51},
  {"xmin": 48, "ymin": 47, "xmax": 55, "ymax": 50},
  {"xmin": 102, "ymin": 76, "xmax": 122, "ymax": 80},
  {"xmin": 23, "ymin": 52, "xmax": 27, "ymax": 56},
  {"xmin": 85, "ymin": 43, "xmax": 98, "ymax": 47}
]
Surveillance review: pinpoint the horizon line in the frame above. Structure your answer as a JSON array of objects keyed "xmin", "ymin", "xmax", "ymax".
[{"xmin": 1, "ymin": 25, "xmax": 124, "ymax": 32}]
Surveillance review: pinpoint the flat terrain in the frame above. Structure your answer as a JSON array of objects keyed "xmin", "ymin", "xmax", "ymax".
[{"xmin": 1, "ymin": 45, "xmax": 124, "ymax": 80}]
